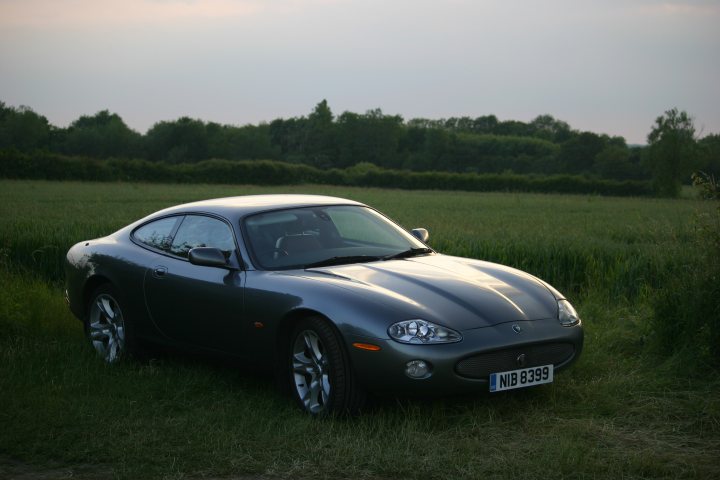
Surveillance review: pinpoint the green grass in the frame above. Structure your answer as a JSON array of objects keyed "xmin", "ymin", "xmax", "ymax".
[{"xmin": 1, "ymin": 179, "xmax": 718, "ymax": 479}]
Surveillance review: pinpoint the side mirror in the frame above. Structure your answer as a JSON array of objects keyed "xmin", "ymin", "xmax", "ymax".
[
  {"xmin": 411, "ymin": 228, "xmax": 429, "ymax": 243},
  {"xmin": 189, "ymin": 247, "xmax": 230, "ymax": 268}
]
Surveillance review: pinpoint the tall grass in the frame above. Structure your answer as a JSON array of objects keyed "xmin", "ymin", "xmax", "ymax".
[{"xmin": 0, "ymin": 179, "xmax": 704, "ymax": 296}]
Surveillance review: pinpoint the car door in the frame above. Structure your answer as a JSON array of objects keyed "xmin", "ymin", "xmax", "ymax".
[{"xmin": 143, "ymin": 214, "xmax": 247, "ymax": 355}]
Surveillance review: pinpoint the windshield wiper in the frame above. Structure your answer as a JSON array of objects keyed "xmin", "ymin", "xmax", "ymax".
[
  {"xmin": 382, "ymin": 247, "xmax": 434, "ymax": 261},
  {"xmin": 304, "ymin": 255, "xmax": 382, "ymax": 269}
]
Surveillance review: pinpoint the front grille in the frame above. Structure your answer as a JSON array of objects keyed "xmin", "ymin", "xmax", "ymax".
[{"xmin": 455, "ymin": 342, "xmax": 575, "ymax": 379}]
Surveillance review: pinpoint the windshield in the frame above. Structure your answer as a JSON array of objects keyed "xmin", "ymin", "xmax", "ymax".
[{"xmin": 243, "ymin": 205, "xmax": 428, "ymax": 270}]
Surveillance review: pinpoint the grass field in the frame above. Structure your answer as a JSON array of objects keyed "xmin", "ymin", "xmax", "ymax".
[{"xmin": 1, "ymin": 179, "xmax": 718, "ymax": 479}]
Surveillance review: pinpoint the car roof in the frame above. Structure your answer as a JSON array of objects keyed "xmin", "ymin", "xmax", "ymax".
[{"xmin": 151, "ymin": 194, "xmax": 365, "ymax": 219}]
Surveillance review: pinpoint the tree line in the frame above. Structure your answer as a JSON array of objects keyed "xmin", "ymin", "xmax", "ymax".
[{"xmin": 1, "ymin": 100, "xmax": 717, "ymax": 196}]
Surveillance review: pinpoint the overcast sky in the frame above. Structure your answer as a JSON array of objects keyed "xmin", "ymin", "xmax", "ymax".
[{"xmin": 1, "ymin": 0, "xmax": 718, "ymax": 144}]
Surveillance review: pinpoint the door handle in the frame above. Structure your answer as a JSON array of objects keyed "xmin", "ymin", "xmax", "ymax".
[{"xmin": 152, "ymin": 266, "xmax": 167, "ymax": 278}]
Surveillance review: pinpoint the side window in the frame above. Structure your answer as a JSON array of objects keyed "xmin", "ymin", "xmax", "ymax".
[
  {"xmin": 133, "ymin": 217, "xmax": 179, "ymax": 250},
  {"xmin": 169, "ymin": 215, "xmax": 236, "ymax": 258}
]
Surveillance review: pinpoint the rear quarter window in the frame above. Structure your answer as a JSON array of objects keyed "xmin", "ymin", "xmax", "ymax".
[{"xmin": 132, "ymin": 216, "xmax": 180, "ymax": 250}]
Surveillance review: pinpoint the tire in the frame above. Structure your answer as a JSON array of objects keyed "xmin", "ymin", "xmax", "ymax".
[
  {"xmin": 289, "ymin": 316, "xmax": 366, "ymax": 415},
  {"xmin": 85, "ymin": 284, "xmax": 140, "ymax": 363}
]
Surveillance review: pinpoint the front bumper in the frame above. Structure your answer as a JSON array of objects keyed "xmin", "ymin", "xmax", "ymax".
[{"xmin": 346, "ymin": 318, "xmax": 583, "ymax": 394}]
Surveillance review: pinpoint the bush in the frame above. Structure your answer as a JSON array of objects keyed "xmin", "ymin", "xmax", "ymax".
[
  {"xmin": 0, "ymin": 149, "xmax": 654, "ymax": 197},
  {"xmin": 650, "ymin": 172, "xmax": 720, "ymax": 370}
]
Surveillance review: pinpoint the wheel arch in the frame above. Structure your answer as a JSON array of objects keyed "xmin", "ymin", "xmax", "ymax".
[
  {"xmin": 276, "ymin": 308, "xmax": 324, "ymax": 359},
  {"xmin": 82, "ymin": 275, "xmax": 113, "ymax": 317}
]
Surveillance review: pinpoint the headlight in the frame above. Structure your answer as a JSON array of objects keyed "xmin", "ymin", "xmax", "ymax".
[
  {"xmin": 558, "ymin": 300, "xmax": 580, "ymax": 326},
  {"xmin": 388, "ymin": 319, "xmax": 462, "ymax": 344}
]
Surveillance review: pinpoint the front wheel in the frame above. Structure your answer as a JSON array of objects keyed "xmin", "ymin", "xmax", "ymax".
[{"xmin": 289, "ymin": 316, "xmax": 365, "ymax": 415}]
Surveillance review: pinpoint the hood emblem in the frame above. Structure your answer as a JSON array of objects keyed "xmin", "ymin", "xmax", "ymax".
[
  {"xmin": 516, "ymin": 353, "xmax": 526, "ymax": 368},
  {"xmin": 512, "ymin": 324, "xmax": 522, "ymax": 334}
]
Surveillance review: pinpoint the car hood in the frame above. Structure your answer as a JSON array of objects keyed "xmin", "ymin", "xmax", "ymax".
[{"xmin": 299, "ymin": 254, "xmax": 559, "ymax": 331}]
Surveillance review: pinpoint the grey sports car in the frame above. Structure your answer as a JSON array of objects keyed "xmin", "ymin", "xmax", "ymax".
[{"xmin": 65, "ymin": 194, "xmax": 583, "ymax": 414}]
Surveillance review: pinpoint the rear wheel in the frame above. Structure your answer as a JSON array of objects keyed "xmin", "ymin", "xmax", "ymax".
[
  {"xmin": 289, "ymin": 316, "xmax": 365, "ymax": 415},
  {"xmin": 85, "ymin": 284, "xmax": 138, "ymax": 363}
]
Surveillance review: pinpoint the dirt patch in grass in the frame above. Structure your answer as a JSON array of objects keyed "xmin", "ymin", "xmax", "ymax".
[
  {"xmin": 0, "ymin": 456, "xmax": 280, "ymax": 480},
  {"xmin": 0, "ymin": 456, "xmax": 110, "ymax": 480}
]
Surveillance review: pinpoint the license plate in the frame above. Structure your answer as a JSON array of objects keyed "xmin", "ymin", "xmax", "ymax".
[{"xmin": 489, "ymin": 364, "xmax": 553, "ymax": 392}]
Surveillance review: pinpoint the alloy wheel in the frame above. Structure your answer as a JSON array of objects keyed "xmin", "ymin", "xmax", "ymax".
[
  {"xmin": 292, "ymin": 329, "xmax": 331, "ymax": 414},
  {"xmin": 88, "ymin": 293, "xmax": 126, "ymax": 363}
]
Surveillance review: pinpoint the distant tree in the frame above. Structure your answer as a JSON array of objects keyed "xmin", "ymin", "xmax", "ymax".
[
  {"xmin": 269, "ymin": 117, "xmax": 306, "ymax": 160},
  {"xmin": 698, "ymin": 133, "xmax": 720, "ymax": 177},
  {"xmin": 212, "ymin": 123, "xmax": 278, "ymax": 160},
  {"xmin": 558, "ymin": 131, "xmax": 606, "ymax": 174},
  {"xmin": 494, "ymin": 119, "xmax": 531, "ymax": 137},
  {"xmin": 471, "ymin": 115, "xmax": 498, "ymax": 134},
  {"xmin": 267, "ymin": 102, "xmax": 336, "ymax": 166},
  {"xmin": 60, "ymin": 110, "xmax": 141, "ymax": 158},
  {"xmin": 645, "ymin": 108, "xmax": 698, "ymax": 197},
  {"xmin": 398, "ymin": 126, "xmax": 428, "ymax": 170},
  {"xmin": 308, "ymin": 99, "xmax": 333, "ymax": 125},
  {"xmin": 205, "ymin": 122, "xmax": 272, "ymax": 160},
  {"xmin": 594, "ymin": 145, "xmax": 633, "ymax": 180},
  {"xmin": 336, "ymin": 109, "xmax": 403, "ymax": 168},
  {"xmin": 423, "ymin": 128, "xmax": 453, "ymax": 171},
  {"xmin": 406, "ymin": 118, "xmax": 444, "ymax": 130},
  {"xmin": 606, "ymin": 135, "xmax": 628, "ymax": 148},
  {"xmin": 145, "ymin": 117, "xmax": 208, "ymax": 163},
  {"xmin": 206, "ymin": 122, "xmax": 228, "ymax": 158},
  {"xmin": 529, "ymin": 114, "xmax": 572, "ymax": 142},
  {"xmin": 303, "ymin": 100, "xmax": 337, "ymax": 167},
  {"xmin": 591, "ymin": 136, "xmax": 636, "ymax": 180},
  {"xmin": 0, "ymin": 102, "xmax": 51, "ymax": 151},
  {"xmin": 399, "ymin": 125, "xmax": 425, "ymax": 152}
]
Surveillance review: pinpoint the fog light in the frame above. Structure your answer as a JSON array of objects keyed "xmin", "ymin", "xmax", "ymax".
[{"xmin": 405, "ymin": 360, "xmax": 432, "ymax": 379}]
